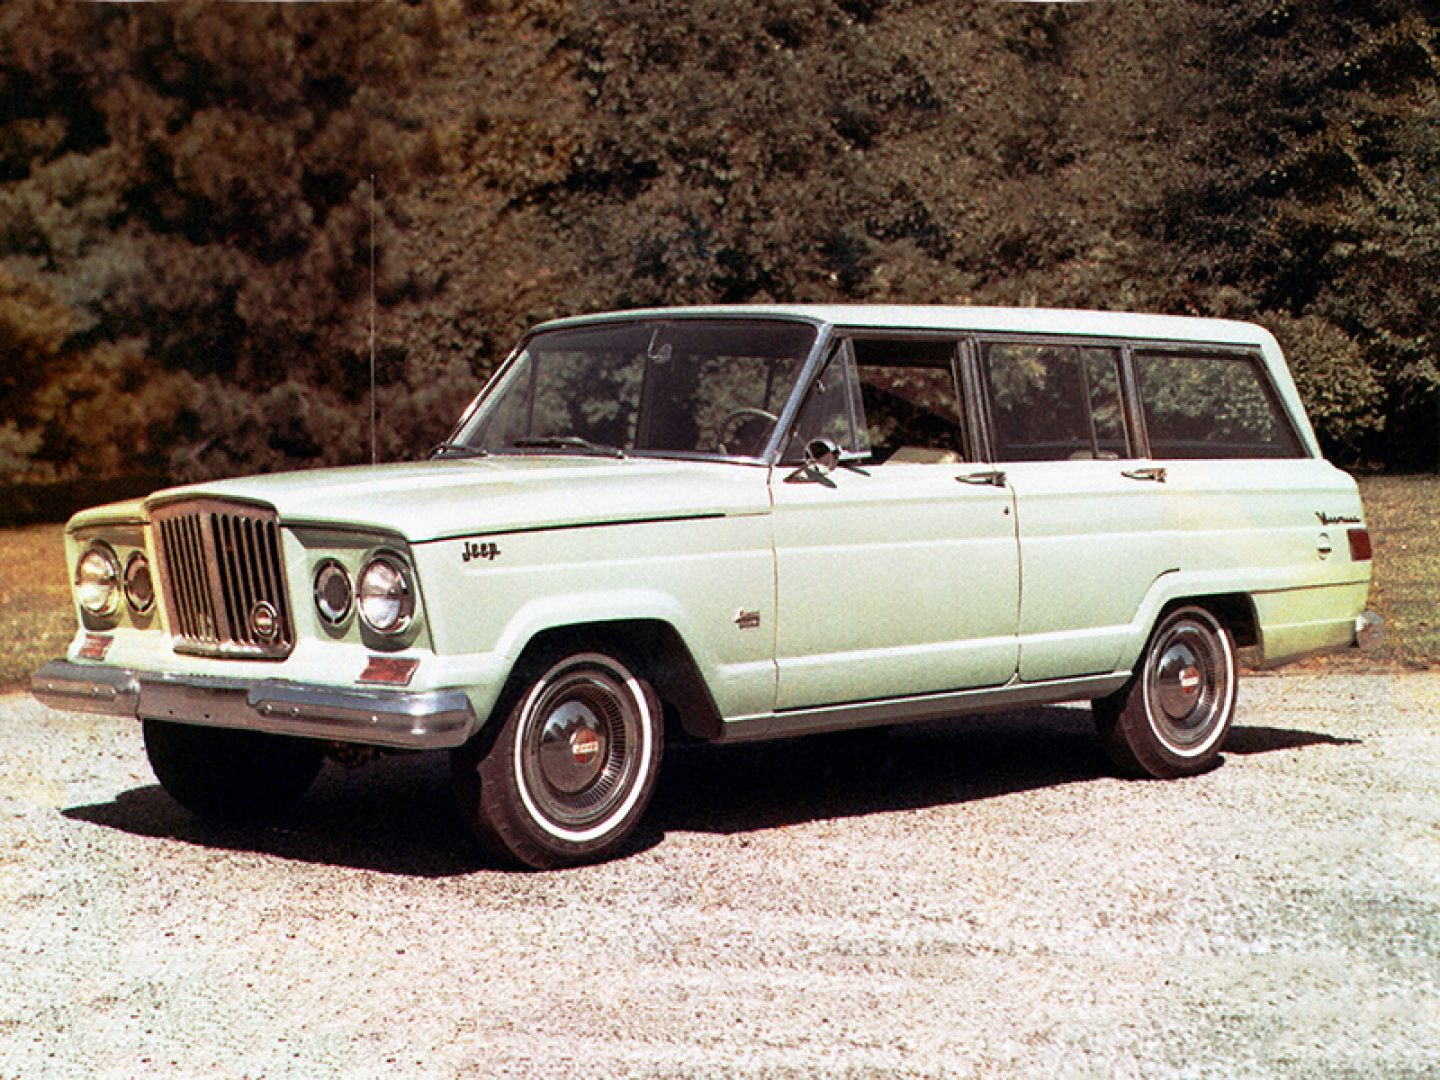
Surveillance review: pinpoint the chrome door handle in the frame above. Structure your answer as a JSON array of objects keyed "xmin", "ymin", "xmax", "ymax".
[
  {"xmin": 1121, "ymin": 466, "xmax": 1167, "ymax": 483},
  {"xmin": 957, "ymin": 469, "xmax": 1007, "ymax": 487}
]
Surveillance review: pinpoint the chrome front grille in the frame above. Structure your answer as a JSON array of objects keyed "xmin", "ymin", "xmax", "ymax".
[{"xmin": 151, "ymin": 499, "xmax": 294, "ymax": 659}]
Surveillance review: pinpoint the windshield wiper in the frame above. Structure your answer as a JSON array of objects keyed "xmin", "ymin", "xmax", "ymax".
[
  {"xmin": 430, "ymin": 442, "xmax": 490, "ymax": 460},
  {"xmin": 510, "ymin": 436, "xmax": 627, "ymax": 459}
]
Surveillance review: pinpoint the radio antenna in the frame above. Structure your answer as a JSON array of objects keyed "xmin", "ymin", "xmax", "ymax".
[{"xmin": 369, "ymin": 173, "xmax": 378, "ymax": 465}]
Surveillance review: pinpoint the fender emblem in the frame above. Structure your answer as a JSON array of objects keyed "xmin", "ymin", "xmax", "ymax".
[
  {"xmin": 734, "ymin": 610, "xmax": 761, "ymax": 630},
  {"xmin": 462, "ymin": 540, "xmax": 502, "ymax": 563}
]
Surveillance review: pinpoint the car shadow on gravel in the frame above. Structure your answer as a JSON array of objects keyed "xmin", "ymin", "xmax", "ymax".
[
  {"xmin": 1223, "ymin": 725, "xmax": 1360, "ymax": 754},
  {"xmin": 60, "ymin": 709, "xmax": 1356, "ymax": 874},
  {"xmin": 63, "ymin": 750, "xmax": 485, "ymax": 878},
  {"xmin": 643, "ymin": 705, "xmax": 1105, "ymax": 838},
  {"xmin": 640, "ymin": 706, "xmax": 1362, "ymax": 838}
]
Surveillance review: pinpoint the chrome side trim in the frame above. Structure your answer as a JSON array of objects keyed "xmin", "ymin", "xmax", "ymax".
[
  {"xmin": 31, "ymin": 660, "xmax": 476, "ymax": 750},
  {"xmin": 715, "ymin": 672, "xmax": 1131, "ymax": 743},
  {"xmin": 423, "ymin": 511, "xmax": 731, "ymax": 545}
]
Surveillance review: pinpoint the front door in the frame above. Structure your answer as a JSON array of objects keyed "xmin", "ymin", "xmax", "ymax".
[{"xmin": 770, "ymin": 337, "xmax": 1021, "ymax": 713}]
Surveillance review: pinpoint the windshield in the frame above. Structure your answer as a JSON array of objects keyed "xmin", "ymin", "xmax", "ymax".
[{"xmin": 451, "ymin": 319, "xmax": 817, "ymax": 461}]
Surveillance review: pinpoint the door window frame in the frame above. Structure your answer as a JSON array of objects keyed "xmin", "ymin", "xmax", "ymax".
[{"xmin": 782, "ymin": 329, "xmax": 980, "ymax": 465}]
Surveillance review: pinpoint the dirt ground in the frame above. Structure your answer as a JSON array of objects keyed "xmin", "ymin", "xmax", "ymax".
[{"xmin": 2, "ymin": 672, "xmax": 1437, "ymax": 1078}]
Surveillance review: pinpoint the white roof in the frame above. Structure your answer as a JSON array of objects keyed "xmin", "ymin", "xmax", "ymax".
[{"xmin": 536, "ymin": 304, "xmax": 1275, "ymax": 348}]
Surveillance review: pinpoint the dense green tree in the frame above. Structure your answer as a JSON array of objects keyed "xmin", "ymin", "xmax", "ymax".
[
  {"xmin": 1144, "ymin": 0, "xmax": 1440, "ymax": 464},
  {"xmin": 1, "ymin": 0, "xmax": 1437, "ymax": 485},
  {"xmin": 0, "ymin": 0, "xmax": 454, "ymax": 481}
]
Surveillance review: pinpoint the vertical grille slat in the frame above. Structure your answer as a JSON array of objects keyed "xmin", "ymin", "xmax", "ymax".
[
  {"xmin": 238, "ymin": 517, "xmax": 260, "ymax": 643},
  {"xmin": 169, "ymin": 520, "xmax": 194, "ymax": 640},
  {"xmin": 264, "ymin": 522, "xmax": 289, "ymax": 626},
  {"xmin": 152, "ymin": 500, "xmax": 293, "ymax": 659},
  {"xmin": 170, "ymin": 515, "xmax": 212, "ymax": 643},
  {"xmin": 218, "ymin": 514, "xmax": 246, "ymax": 643},
  {"xmin": 183, "ymin": 514, "xmax": 217, "ymax": 641}
]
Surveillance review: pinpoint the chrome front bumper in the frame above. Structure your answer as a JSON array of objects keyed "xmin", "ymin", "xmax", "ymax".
[{"xmin": 32, "ymin": 659, "xmax": 477, "ymax": 750}]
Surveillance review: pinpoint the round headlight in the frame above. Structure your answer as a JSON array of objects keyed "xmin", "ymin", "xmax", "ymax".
[
  {"xmin": 313, "ymin": 560, "xmax": 354, "ymax": 626},
  {"xmin": 123, "ymin": 552, "xmax": 155, "ymax": 615},
  {"xmin": 76, "ymin": 543, "xmax": 121, "ymax": 618},
  {"xmin": 357, "ymin": 554, "xmax": 414, "ymax": 634}
]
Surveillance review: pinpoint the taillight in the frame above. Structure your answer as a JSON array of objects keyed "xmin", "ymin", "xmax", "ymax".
[{"xmin": 1347, "ymin": 528, "xmax": 1372, "ymax": 561}]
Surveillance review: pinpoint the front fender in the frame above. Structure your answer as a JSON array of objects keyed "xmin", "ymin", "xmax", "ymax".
[{"xmin": 411, "ymin": 517, "xmax": 779, "ymax": 729}]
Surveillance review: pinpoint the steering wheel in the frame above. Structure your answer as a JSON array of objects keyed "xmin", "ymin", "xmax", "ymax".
[{"xmin": 716, "ymin": 407, "xmax": 779, "ymax": 456}]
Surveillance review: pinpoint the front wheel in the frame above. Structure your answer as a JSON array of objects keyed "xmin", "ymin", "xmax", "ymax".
[
  {"xmin": 1094, "ymin": 606, "xmax": 1237, "ymax": 779},
  {"xmin": 451, "ymin": 647, "xmax": 664, "ymax": 869},
  {"xmin": 143, "ymin": 719, "xmax": 324, "ymax": 822}
]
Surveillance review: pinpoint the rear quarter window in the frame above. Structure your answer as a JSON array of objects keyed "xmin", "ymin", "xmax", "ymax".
[{"xmin": 1137, "ymin": 351, "xmax": 1304, "ymax": 460}]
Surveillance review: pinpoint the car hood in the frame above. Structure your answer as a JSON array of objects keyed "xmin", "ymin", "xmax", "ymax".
[{"xmin": 134, "ymin": 457, "xmax": 773, "ymax": 543}]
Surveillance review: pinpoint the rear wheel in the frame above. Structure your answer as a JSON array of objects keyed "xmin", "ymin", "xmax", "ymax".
[
  {"xmin": 451, "ymin": 646, "xmax": 663, "ymax": 869},
  {"xmin": 143, "ymin": 719, "xmax": 324, "ymax": 822},
  {"xmin": 1094, "ymin": 605, "xmax": 1237, "ymax": 779}
]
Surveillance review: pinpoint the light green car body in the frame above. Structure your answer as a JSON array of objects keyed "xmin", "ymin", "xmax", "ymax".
[{"xmin": 37, "ymin": 306, "xmax": 1374, "ymax": 751}]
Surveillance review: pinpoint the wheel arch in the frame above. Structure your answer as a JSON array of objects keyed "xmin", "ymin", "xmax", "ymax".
[
  {"xmin": 1190, "ymin": 593, "xmax": 1260, "ymax": 653},
  {"xmin": 501, "ymin": 619, "xmax": 724, "ymax": 743},
  {"xmin": 1120, "ymin": 583, "xmax": 1260, "ymax": 675},
  {"xmin": 1143, "ymin": 592, "xmax": 1258, "ymax": 647}
]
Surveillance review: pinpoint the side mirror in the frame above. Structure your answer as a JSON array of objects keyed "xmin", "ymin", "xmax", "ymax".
[{"xmin": 803, "ymin": 437, "xmax": 842, "ymax": 476}]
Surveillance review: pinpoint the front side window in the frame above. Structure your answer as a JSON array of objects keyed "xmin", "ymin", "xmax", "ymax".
[
  {"xmin": 1137, "ymin": 351, "xmax": 1304, "ymax": 459},
  {"xmin": 983, "ymin": 342, "xmax": 1128, "ymax": 461},
  {"xmin": 788, "ymin": 337, "xmax": 967, "ymax": 463},
  {"xmin": 457, "ymin": 320, "xmax": 817, "ymax": 460}
]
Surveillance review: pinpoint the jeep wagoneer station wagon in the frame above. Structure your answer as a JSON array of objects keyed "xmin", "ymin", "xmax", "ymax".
[{"xmin": 35, "ymin": 306, "xmax": 1378, "ymax": 868}]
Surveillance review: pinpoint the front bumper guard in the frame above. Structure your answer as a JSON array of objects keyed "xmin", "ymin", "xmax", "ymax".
[{"xmin": 32, "ymin": 659, "xmax": 477, "ymax": 750}]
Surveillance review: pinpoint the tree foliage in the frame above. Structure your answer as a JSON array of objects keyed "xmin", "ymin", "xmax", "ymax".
[
  {"xmin": 0, "ymin": 0, "xmax": 453, "ymax": 481},
  {"xmin": 1144, "ymin": 0, "xmax": 1440, "ymax": 465},
  {"xmin": 0, "ymin": 0, "xmax": 1436, "ymax": 485}
]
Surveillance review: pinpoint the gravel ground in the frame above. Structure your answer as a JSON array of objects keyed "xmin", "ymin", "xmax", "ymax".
[{"xmin": 2, "ymin": 672, "xmax": 1438, "ymax": 1079}]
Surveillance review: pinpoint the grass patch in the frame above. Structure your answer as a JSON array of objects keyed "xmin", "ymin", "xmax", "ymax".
[
  {"xmin": 1335, "ymin": 475, "xmax": 1440, "ymax": 669},
  {"xmin": 0, "ymin": 474, "xmax": 1434, "ymax": 691},
  {"xmin": 0, "ymin": 524, "xmax": 73, "ymax": 691}
]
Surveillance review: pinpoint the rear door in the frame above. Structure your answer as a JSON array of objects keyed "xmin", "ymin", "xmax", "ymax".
[{"xmin": 978, "ymin": 339, "xmax": 1174, "ymax": 682}]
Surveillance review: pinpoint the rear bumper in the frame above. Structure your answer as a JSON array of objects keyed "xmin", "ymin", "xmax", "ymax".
[
  {"xmin": 31, "ymin": 659, "xmax": 477, "ymax": 750},
  {"xmin": 1354, "ymin": 610, "xmax": 1384, "ymax": 652}
]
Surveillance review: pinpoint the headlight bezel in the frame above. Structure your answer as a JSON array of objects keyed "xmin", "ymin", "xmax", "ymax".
[
  {"xmin": 356, "ymin": 551, "xmax": 416, "ymax": 636},
  {"xmin": 123, "ymin": 551, "xmax": 155, "ymax": 616},
  {"xmin": 75, "ymin": 541, "xmax": 123, "ymax": 621},
  {"xmin": 313, "ymin": 558, "xmax": 355, "ymax": 627}
]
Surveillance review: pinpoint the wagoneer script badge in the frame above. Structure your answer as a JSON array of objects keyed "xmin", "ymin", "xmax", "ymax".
[{"xmin": 250, "ymin": 601, "xmax": 280, "ymax": 643}]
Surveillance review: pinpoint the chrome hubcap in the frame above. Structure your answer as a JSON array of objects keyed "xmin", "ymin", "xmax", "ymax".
[
  {"xmin": 520, "ymin": 663, "xmax": 641, "ymax": 831},
  {"xmin": 1146, "ymin": 620, "xmax": 1227, "ymax": 753},
  {"xmin": 536, "ymin": 701, "xmax": 609, "ymax": 794},
  {"xmin": 1155, "ymin": 642, "xmax": 1204, "ymax": 722}
]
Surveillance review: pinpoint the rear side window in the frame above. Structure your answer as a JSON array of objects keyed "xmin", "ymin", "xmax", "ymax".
[
  {"xmin": 1137, "ymin": 351, "xmax": 1304, "ymax": 459},
  {"xmin": 983, "ymin": 343, "xmax": 1128, "ymax": 462}
]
